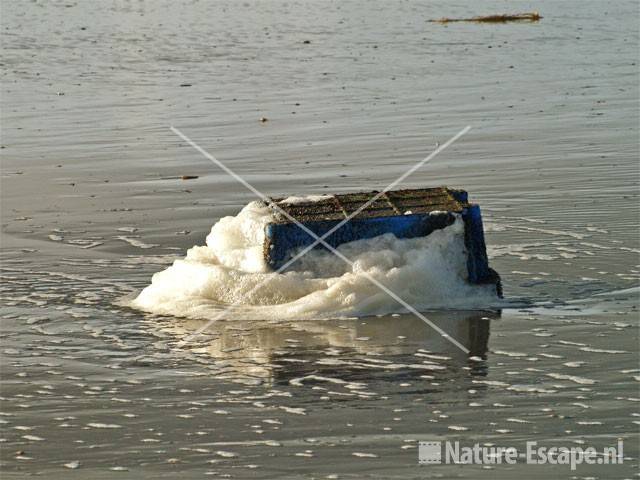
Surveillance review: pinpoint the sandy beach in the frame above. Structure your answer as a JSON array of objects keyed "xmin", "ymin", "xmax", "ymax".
[{"xmin": 1, "ymin": 0, "xmax": 639, "ymax": 478}]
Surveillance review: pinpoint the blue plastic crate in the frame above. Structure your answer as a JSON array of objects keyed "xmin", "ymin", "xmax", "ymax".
[{"xmin": 263, "ymin": 187, "xmax": 501, "ymax": 295}]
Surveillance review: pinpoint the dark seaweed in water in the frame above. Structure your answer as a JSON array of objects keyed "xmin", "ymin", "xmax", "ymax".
[{"xmin": 429, "ymin": 12, "xmax": 542, "ymax": 24}]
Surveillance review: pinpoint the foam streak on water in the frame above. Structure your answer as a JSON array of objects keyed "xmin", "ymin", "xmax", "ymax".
[{"xmin": 132, "ymin": 201, "xmax": 498, "ymax": 320}]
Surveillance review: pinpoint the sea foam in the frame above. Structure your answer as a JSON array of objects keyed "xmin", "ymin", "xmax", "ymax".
[{"xmin": 132, "ymin": 200, "xmax": 498, "ymax": 320}]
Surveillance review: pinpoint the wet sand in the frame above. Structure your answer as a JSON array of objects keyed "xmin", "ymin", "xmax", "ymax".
[{"xmin": 1, "ymin": 0, "xmax": 639, "ymax": 478}]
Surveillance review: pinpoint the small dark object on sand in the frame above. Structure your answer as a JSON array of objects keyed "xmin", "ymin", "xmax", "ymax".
[
  {"xmin": 181, "ymin": 175, "xmax": 199, "ymax": 180},
  {"xmin": 430, "ymin": 12, "xmax": 542, "ymax": 24},
  {"xmin": 260, "ymin": 117, "xmax": 268, "ymax": 123}
]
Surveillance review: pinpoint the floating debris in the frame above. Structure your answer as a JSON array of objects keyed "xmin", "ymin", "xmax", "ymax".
[{"xmin": 429, "ymin": 12, "xmax": 542, "ymax": 24}]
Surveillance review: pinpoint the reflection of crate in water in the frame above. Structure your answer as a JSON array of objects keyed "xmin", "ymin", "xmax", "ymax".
[{"xmin": 263, "ymin": 187, "xmax": 501, "ymax": 296}]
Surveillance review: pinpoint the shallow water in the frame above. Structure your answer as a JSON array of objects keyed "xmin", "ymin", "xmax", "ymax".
[{"xmin": 1, "ymin": 0, "xmax": 639, "ymax": 478}]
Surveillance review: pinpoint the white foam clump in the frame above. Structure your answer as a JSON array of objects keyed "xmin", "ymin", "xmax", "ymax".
[{"xmin": 132, "ymin": 200, "xmax": 498, "ymax": 320}]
